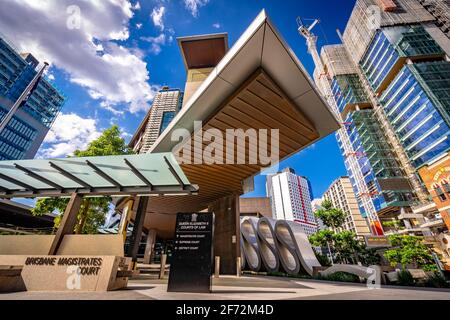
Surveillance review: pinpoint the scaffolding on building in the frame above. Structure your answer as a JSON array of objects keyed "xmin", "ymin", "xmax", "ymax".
[
  {"xmin": 418, "ymin": 0, "xmax": 450, "ymax": 39},
  {"xmin": 342, "ymin": 0, "xmax": 435, "ymax": 64},
  {"xmin": 321, "ymin": 45, "xmax": 357, "ymax": 78},
  {"xmin": 298, "ymin": 19, "xmax": 384, "ymax": 235},
  {"xmin": 339, "ymin": 0, "xmax": 433, "ymax": 203}
]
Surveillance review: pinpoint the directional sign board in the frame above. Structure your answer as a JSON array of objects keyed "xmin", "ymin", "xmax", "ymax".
[
  {"xmin": 364, "ymin": 235, "xmax": 391, "ymax": 248},
  {"xmin": 167, "ymin": 212, "xmax": 214, "ymax": 293}
]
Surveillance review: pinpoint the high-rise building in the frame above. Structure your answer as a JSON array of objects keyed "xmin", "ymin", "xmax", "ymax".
[
  {"xmin": 310, "ymin": 198, "xmax": 326, "ymax": 230},
  {"xmin": 360, "ymin": 25, "xmax": 450, "ymax": 169},
  {"xmin": 322, "ymin": 176, "xmax": 372, "ymax": 237},
  {"xmin": 300, "ymin": 0, "xmax": 450, "ymax": 235},
  {"xmin": 341, "ymin": 0, "xmax": 450, "ymax": 231},
  {"xmin": 267, "ymin": 168, "xmax": 318, "ymax": 236},
  {"xmin": 129, "ymin": 86, "xmax": 183, "ymax": 153},
  {"xmin": 0, "ymin": 36, "xmax": 65, "ymax": 160}
]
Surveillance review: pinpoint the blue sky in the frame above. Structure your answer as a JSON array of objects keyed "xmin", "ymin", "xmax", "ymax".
[{"xmin": 0, "ymin": 0, "xmax": 356, "ymax": 198}]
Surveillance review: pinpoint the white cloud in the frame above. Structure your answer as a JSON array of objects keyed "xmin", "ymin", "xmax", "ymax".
[
  {"xmin": 100, "ymin": 101, "xmax": 124, "ymax": 116},
  {"xmin": 133, "ymin": 1, "xmax": 141, "ymax": 10},
  {"xmin": 141, "ymin": 33, "xmax": 171, "ymax": 55},
  {"xmin": 0, "ymin": 0, "xmax": 157, "ymax": 114},
  {"xmin": 120, "ymin": 128, "xmax": 132, "ymax": 140},
  {"xmin": 151, "ymin": 6, "xmax": 166, "ymax": 31},
  {"xmin": 38, "ymin": 113, "xmax": 102, "ymax": 158},
  {"xmin": 136, "ymin": 23, "xmax": 143, "ymax": 29},
  {"xmin": 212, "ymin": 22, "xmax": 221, "ymax": 29},
  {"xmin": 184, "ymin": 0, "xmax": 209, "ymax": 17}
]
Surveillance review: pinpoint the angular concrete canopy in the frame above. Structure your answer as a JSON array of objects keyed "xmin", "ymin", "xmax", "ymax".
[
  {"xmin": 151, "ymin": 10, "xmax": 338, "ymax": 154},
  {"xmin": 134, "ymin": 10, "xmax": 339, "ymax": 238}
]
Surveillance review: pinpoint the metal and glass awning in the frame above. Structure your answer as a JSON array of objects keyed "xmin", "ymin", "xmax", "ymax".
[{"xmin": 0, "ymin": 153, "xmax": 198, "ymax": 198}]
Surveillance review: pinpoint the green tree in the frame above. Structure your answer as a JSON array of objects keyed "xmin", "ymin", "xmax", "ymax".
[
  {"xmin": 314, "ymin": 199, "xmax": 346, "ymax": 230},
  {"xmin": 333, "ymin": 231, "xmax": 361, "ymax": 264},
  {"xmin": 309, "ymin": 229, "xmax": 334, "ymax": 248},
  {"xmin": 309, "ymin": 229, "xmax": 335, "ymax": 263},
  {"xmin": 32, "ymin": 125, "xmax": 134, "ymax": 234},
  {"xmin": 384, "ymin": 235, "xmax": 436, "ymax": 271}
]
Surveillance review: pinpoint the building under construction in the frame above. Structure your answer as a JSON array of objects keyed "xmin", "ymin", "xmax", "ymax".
[
  {"xmin": 418, "ymin": 0, "xmax": 450, "ymax": 39},
  {"xmin": 300, "ymin": 0, "xmax": 450, "ymax": 235}
]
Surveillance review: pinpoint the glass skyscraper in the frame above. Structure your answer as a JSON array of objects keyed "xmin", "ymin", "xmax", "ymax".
[
  {"xmin": 359, "ymin": 24, "xmax": 450, "ymax": 169},
  {"xmin": 0, "ymin": 36, "xmax": 65, "ymax": 160},
  {"xmin": 304, "ymin": 0, "xmax": 450, "ymax": 235}
]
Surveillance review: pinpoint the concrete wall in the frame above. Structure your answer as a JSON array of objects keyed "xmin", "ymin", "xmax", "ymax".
[
  {"xmin": 239, "ymin": 197, "xmax": 272, "ymax": 217},
  {"xmin": 182, "ymin": 67, "xmax": 214, "ymax": 107},
  {"xmin": 0, "ymin": 234, "xmax": 124, "ymax": 256}
]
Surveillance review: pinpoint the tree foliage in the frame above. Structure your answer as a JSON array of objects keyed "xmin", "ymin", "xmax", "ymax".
[
  {"xmin": 309, "ymin": 229, "xmax": 334, "ymax": 248},
  {"xmin": 32, "ymin": 125, "xmax": 134, "ymax": 234},
  {"xmin": 310, "ymin": 200, "xmax": 381, "ymax": 265},
  {"xmin": 314, "ymin": 199, "xmax": 346, "ymax": 229},
  {"xmin": 383, "ymin": 235, "xmax": 436, "ymax": 271}
]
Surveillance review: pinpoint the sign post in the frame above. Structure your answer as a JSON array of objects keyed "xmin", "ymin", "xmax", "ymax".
[{"xmin": 167, "ymin": 212, "xmax": 214, "ymax": 293}]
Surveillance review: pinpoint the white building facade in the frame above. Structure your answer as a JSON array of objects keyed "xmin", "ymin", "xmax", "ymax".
[{"xmin": 268, "ymin": 168, "xmax": 318, "ymax": 237}]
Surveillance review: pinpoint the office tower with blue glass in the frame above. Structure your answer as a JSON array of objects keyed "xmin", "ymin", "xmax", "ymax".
[
  {"xmin": 316, "ymin": 43, "xmax": 417, "ymax": 235},
  {"xmin": 341, "ymin": 0, "xmax": 450, "ymax": 231},
  {"xmin": 0, "ymin": 36, "xmax": 65, "ymax": 160},
  {"xmin": 362, "ymin": 26, "xmax": 450, "ymax": 169},
  {"xmin": 129, "ymin": 86, "xmax": 183, "ymax": 153},
  {"xmin": 302, "ymin": 0, "xmax": 450, "ymax": 234}
]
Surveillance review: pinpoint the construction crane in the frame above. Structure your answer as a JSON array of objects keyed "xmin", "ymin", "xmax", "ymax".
[
  {"xmin": 297, "ymin": 16, "xmax": 385, "ymax": 235},
  {"xmin": 297, "ymin": 17, "xmax": 321, "ymax": 68}
]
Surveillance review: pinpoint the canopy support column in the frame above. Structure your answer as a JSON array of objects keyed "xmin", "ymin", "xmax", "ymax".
[
  {"xmin": 127, "ymin": 196, "xmax": 149, "ymax": 266},
  {"xmin": 48, "ymin": 192, "xmax": 83, "ymax": 255},
  {"xmin": 143, "ymin": 229, "xmax": 157, "ymax": 264},
  {"xmin": 118, "ymin": 198, "xmax": 135, "ymax": 242},
  {"xmin": 209, "ymin": 193, "xmax": 241, "ymax": 275}
]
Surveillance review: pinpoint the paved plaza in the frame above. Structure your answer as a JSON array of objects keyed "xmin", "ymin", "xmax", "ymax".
[{"xmin": 1, "ymin": 275, "xmax": 450, "ymax": 300}]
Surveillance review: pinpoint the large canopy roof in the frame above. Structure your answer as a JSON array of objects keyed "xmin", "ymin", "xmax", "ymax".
[
  {"xmin": 135, "ymin": 10, "xmax": 340, "ymax": 238},
  {"xmin": 150, "ymin": 9, "xmax": 339, "ymax": 154},
  {"xmin": 0, "ymin": 153, "xmax": 198, "ymax": 198},
  {"xmin": 143, "ymin": 10, "xmax": 339, "ymax": 214}
]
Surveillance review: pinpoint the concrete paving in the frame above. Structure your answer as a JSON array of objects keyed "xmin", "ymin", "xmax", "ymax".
[{"xmin": 1, "ymin": 275, "xmax": 450, "ymax": 300}]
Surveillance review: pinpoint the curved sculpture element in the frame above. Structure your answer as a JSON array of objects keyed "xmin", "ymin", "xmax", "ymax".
[
  {"xmin": 274, "ymin": 220, "xmax": 321, "ymax": 276},
  {"xmin": 257, "ymin": 217, "xmax": 280, "ymax": 273},
  {"xmin": 319, "ymin": 264, "xmax": 383, "ymax": 286},
  {"xmin": 240, "ymin": 217, "xmax": 262, "ymax": 272},
  {"xmin": 273, "ymin": 221, "xmax": 301, "ymax": 274},
  {"xmin": 240, "ymin": 233, "xmax": 246, "ymax": 270}
]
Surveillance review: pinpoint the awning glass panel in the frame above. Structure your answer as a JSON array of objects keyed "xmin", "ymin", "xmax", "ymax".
[{"xmin": 0, "ymin": 152, "xmax": 197, "ymax": 198}]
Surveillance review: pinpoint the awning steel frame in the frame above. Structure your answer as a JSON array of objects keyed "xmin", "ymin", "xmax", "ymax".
[{"xmin": 0, "ymin": 153, "xmax": 198, "ymax": 198}]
